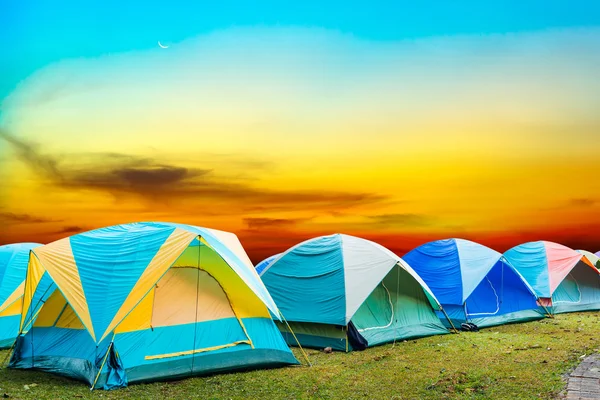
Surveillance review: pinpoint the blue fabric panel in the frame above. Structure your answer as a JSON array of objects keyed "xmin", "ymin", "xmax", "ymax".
[
  {"xmin": 15, "ymin": 327, "xmax": 101, "ymax": 361},
  {"xmin": 9, "ymin": 327, "xmax": 101, "ymax": 385},
  {"xmin": 240, "ymin": 317, "xmax": 294, "ymax": 353},
  {"xmin": 122, "ymin": 348, "xmax": 297, "ymax": 384},
  {"xmin": 0, "ymin": 315, "xmax": 20, "ymax": 349},
  {"xmin": 70, "ymin": 223, "xmax": 176, "ymax": 341},
  {"xmin": 256, "ymin": 254, "xmax": 279, "ymax": 275},
  {"xmin": 403, "ymin": 239, "xmax": 464, "ymax": 305},
  {"xmin": 436, "ymin": 305, "xmax": 467, "ymax": 327},
  {"xmin": 466, "ymin": 260, "xmax": 540, "ymax": 319},
  {"xmin": 113, "ymin": 317, "xmax": 295, "ymax": 383},
  {"xmin": 10, "ymin": 318, "xmax": 296, "ymax": 387},
  {"xmin": 454, "ymin": 239, "xmax": 502, "ymax": 301},
  {"xmin": 503, "ymin": 242, "xmax": 550, "ymax": 298},
  {"xmin": 103, "ymin": 345, "xmax": 128, "ymax": 390},
  {"xmin": 0, "ymin": 243, "xmax": 41, "ymax": 306},
  {"xmin": 260, "ymin": 235, "xmax": 346, "ymax": 325},
  {"xmin": 114, "ymin": 317, "xmax": 249, "ymax": 371}
]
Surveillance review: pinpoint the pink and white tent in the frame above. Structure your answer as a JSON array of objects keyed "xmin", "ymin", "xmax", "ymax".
[{"xmin": 504, "ymin": 241, "xmax": 600, "ymax": 314}]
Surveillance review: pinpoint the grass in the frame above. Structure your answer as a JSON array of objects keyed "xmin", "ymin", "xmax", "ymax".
[{"xmin": 1, "ymin": 312, "xmax": 598, "ymax": 399}]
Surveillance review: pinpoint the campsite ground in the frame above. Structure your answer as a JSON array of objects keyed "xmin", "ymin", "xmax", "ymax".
[{"xmin": 0, "ymin": 312, "xmax": 598, "ymax": 399}]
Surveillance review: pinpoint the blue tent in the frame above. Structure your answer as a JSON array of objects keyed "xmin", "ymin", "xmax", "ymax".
[
  {"xmin": 9, "ymin": 222, "xmax": 297, "ymax": 389},
  {"xmin": 403, "ymin": 239, "xmax": 545, "ymax": 329},
  {"xmin": 0, "ymin": 243, "xmax": 54, "ymax": 349},
  {"xmin": 255, "ymin": 254, "xmax": 280, "ymax": 275}
]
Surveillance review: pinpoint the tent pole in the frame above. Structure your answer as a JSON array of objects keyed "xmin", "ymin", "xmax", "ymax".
[
  {"xmin": 539, "ymin": 300, "xmax": 554, "ymax": 319},
  {"xmin": 440, "ymin": 307, "xmax": 458, "ymax": 334},
  {"xmin": 392, "ymin": 265, "xmax": 399, "ymax": 348},
  {"xmin": 281, "ymin": 313, "xmax": 312, "ymax": 366},
  {"xmin": 1, "ymin": 336, "xmax": 19, "ymax": 367},
  {"xmin": 191, "ymin": 237, "xmax": 202, "ymax": 374},
  {"xmin": 91, "ymin": 339, "xmax": 114, "ymax": 390},
  {"xmin": 345, "ymin": 326, "xmax": 349, "ymax": 352}
]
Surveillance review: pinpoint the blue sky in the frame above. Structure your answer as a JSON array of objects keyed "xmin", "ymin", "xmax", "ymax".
[{"xmin": 2, "ymin": 1, "xmax": 600, "ymax": 98}]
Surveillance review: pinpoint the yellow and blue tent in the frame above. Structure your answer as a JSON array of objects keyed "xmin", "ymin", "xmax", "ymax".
[
  {"xmin": 0, "ymin": 243, "xmax": 54, "ymax": 349},
  {"xmin": 9, "ymin": 222, "xmax": 298, "ymax": 389}
]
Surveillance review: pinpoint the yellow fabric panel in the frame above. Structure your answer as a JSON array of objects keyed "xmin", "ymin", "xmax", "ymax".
[
  {"xmin": 101, "ymin": 228, "xmax": 197, "ymax": 342},
  {"xmin": 172, "ymin": 244, "xmax": 199, "ymax": 267},
  {"xmin": 115, "ymin": 289, "xmax": 154, "ymax": 334},
  {"xmin": 0, "ymin": 298, "xmax": 22, "ymax": 317},
  {"xmin": 20, "ymin": 253, "xmax": 47, "ymax": 330},
  {"xmin": 145, "ymin": 340, "xmax": 250, "ymax": 360},
  {"xmin": 151, "ymin": 268, "xmax": 236, "ymax": 327},
  {"xmin": 33, "ymin": 240, "xmax": 95, "ymax": 340},
  {"xmin": 34, "ymin": 289, "xmax": 67, "ymax": 328},
  {"xmin": 0, "ymin": 281, "xmax": 25, "ymax": 314},
  {"xmin": 196, "ymin": 245, "xmax": 270, "ymax": 319},
  {"xmin": 55, "ymin": 304, "xmax": 85, "ymax": 329}
]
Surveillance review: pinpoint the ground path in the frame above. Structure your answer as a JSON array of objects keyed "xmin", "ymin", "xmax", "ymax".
[{"xmin": 566, "ymin": 354, "xmax": 600, "ymax": 399}]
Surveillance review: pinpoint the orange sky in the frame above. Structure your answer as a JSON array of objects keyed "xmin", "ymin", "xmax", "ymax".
[{"xmin": 1, "ymin": 26, "xmax": 599, "ymax": 262}]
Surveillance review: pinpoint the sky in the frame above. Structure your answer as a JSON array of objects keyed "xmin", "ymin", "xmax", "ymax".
[{"xmin": 1, "ymin": 1, "xmax": 600, "ymax": 262}]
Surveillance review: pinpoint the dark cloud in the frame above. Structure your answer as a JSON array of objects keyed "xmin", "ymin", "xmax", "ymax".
[
  {"xmin": 0, "ymin": 129, "xmax": 61, "ymax": 179},
  {"xmin": 1, "ymin": 130, "xmax": 386, "ymax": 211},
  {"xmin": 243, "ymin": 217, "xmax": 311, "ymax": 231},
  {"xmin": 0, "ymin": 212, "xmax": 60, "ymax": 224},
  {"xmin": 55, "ymin": 226, "xmax": 86, "ymax": 235},
  {"xmin": 366, "ymin": 213, "xmax": 432, "ymax": 227},
  {"xmin": 570, "ymin": 198, "xmax": 597, "ymax": 207}
]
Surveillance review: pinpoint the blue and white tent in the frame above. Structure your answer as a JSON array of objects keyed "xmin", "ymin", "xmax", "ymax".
[
  {"xmin": 403, "ymin": 239, "xmax": 544, "ymax": 329},
  {"xmin": 259, "ymin": 234, "xmax": 450, "ymax": 351}
]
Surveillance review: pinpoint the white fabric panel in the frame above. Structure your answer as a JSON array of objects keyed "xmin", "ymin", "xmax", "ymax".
[
  {"xmin": 204, "ymin": 228, "xmax": 259, "ymax": 278},
  {"xmin": 341, "ymin": 235, "xmax": 398, "ymax": 323}
]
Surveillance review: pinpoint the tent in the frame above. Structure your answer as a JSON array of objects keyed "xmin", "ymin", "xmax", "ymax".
[
  {"xmin": 0, "ymin": 243, "xmax": 53, "ymax": 349},
  {"xmin": 403, "ymin": 239, "xmax": 544, "ymax": 329},
  {"xmin": 9, "ymin": 222, "xmax": 297, "ymax": 389},
  {"xmin": 578, "ymin": 250, "xmax": 600, "ymax": 268},
  {"xmin": 259, "ymin": 234, "xmax": 449, "ymax": 352},
  {"xmin": 504, "ymin": 241, "xmax": 600, "ymax": 314},
  {"xmin": 255, "ymin": 254, "xmax": 279, "ymax": 275}
]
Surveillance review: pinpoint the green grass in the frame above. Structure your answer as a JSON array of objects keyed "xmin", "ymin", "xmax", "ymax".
[{"xmin": 1, "ymin": 312, "xmax": 598, "ymax": 399}]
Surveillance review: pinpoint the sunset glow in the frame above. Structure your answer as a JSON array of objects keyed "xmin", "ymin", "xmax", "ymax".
[{"xmin": 2, "ymin": 2, "xmax": 599, "ymax": 261}]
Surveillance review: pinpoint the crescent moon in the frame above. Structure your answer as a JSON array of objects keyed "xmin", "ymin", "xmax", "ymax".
[{"xmin": 158, "ymin": 41, "xmax": 169, "ymax": 49}]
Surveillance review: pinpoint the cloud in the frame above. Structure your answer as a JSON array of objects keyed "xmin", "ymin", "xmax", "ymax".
[
  {"xmin": 0, "ymin": 129, "xmax": 385, "ymax": 211},
  {"xmin": 366, "ymin": 213, "xmax": 433, "ymax": 227},
  {"xmin": 55, "ymin": 225, "xmax": 86, "ymax": 235},
  {"xmin": 0, "ymin": 129, "xmax": 61, "ymax": 180},
  {"xmin": 570, "ymin": 198, "xmax": 597, "ymax": 207},
  {"xmin": 0, "ymin": 212, "xmax": 60, "ymax": 224},
  {"xmin": 243, "ymin": 217, "xmax": 311, "ymax": 231}
]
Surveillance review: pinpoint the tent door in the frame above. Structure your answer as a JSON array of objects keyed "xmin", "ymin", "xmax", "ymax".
[{"xmin": 143, "ymin": 268, "xmax": 250, "ymax": 366}]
